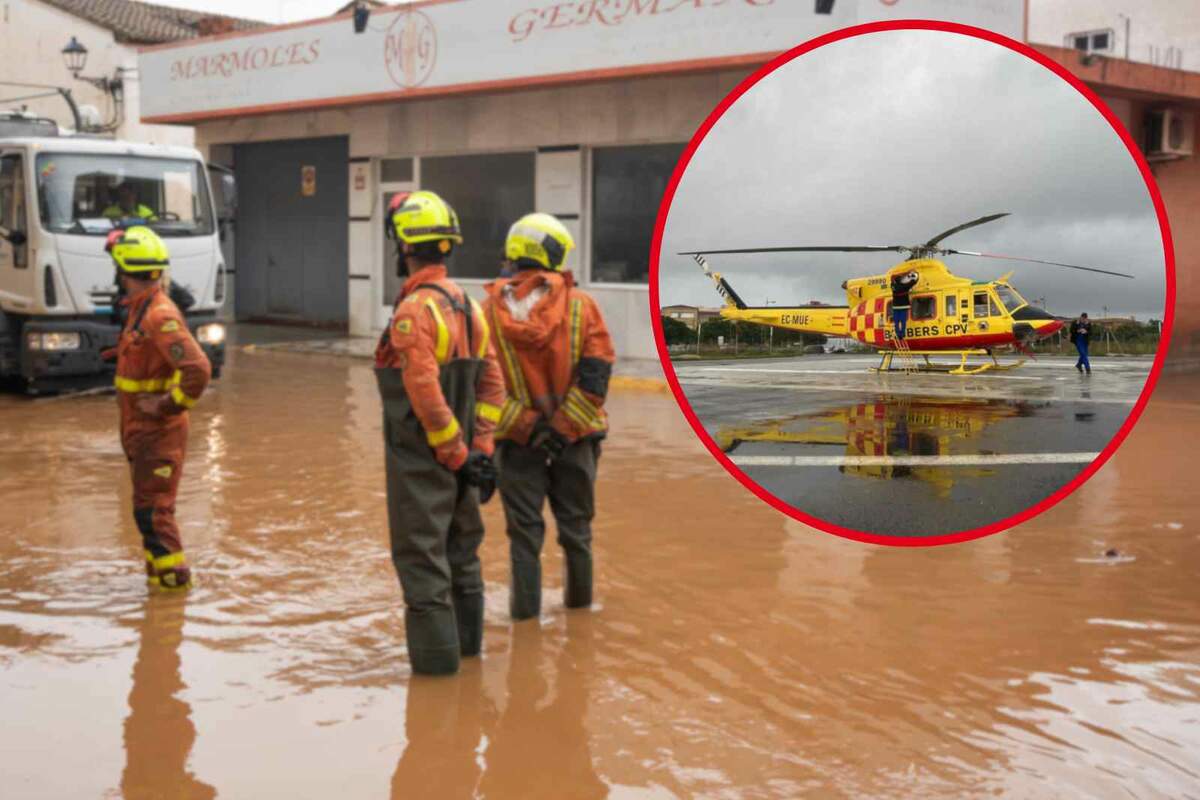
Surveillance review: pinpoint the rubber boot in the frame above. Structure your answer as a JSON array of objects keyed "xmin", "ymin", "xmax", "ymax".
[
  {"xmin": 510, "ymin": 560, "xmax": 542, "ymax": 621},
  {"xmin": 452, "ymin": 592, "xmax": 484, "ymax": 658},
  {"xmin": 405, "ymin": 606, "xmax": 460, "ymax": 676},
  {"xmin": 563, "ymin": 553, "xmax": 593, "ymax": 609},
  {"xmin": 149, "ymin": 551, "xmax": 192, "ymax": 591}
]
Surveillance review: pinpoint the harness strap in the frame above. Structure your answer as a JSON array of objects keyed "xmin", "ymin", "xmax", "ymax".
[{"xmin": 416, "ymin": 282, "xmax": 475, "ymax": 360}]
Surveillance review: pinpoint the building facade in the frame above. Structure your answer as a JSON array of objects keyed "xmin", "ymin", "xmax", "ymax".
[{"xmin": 137, "ymin": 0, "xmax": 1026, "ymax": 359}]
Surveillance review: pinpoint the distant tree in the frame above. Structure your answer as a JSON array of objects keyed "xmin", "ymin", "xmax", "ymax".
[
  {"xmin": 660, "ymin": 315, "xmax": 693, "ymax": 346},
  {"xmin": 700, "ymin": 318, "xmax": 736, "ymax": 343}
]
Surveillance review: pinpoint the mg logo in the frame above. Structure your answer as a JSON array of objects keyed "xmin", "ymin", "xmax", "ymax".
[{"xmin": 384, "ymin": 9, "xmax": 437, "ymax": 89}]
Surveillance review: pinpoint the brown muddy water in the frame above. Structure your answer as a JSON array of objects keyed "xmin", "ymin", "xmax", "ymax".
[{"xmin": 1, "ymin": 347, "xmax": 1197, "ymax": 799}]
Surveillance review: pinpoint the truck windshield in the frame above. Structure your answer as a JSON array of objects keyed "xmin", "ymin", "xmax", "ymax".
[
  {"xmin": 35, "ymin": 153, "xmax": 214, "ymax": 236},
  {"xmin": 994, "ymin": 284, "xmax": 1027, "ymax": 313}
]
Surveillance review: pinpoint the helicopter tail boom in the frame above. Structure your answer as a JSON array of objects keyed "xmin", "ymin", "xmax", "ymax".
[{"xmin": 718, "ymin": 304, "xmax": 850, "ymax": 338}]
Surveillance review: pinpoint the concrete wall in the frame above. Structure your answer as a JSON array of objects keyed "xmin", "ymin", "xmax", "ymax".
[
  {"xmin": 1029, "ymin": 0, "xmax": 1200, "ymax": 72},
  {"xmin": 194, "ymin": 68, "xmax": 751, "ymax": 360},
  {"xmin": 0, "ymin": 0, "xmax": 191, "ymax": 145},
  {"xmin": 1135, "ymin": 105, "xmax": 1200, "ymax": 359}
]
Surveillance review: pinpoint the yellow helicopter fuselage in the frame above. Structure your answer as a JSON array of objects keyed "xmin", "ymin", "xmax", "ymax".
[{"xmin": 709, "ymin": 258, "xmax": 1064, "ymax": 351}]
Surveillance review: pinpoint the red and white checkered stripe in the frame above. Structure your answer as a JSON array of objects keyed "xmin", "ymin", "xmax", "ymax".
[{"xmin": 847, "ymin": 297, "xmax": 888, "ymax": 347}]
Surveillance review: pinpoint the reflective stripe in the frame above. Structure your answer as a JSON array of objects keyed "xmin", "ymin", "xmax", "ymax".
[
  {"xmin": 114, "ymin": 370, "xmax": 181, "ymax": 393},
  {"xmin": 476, "ymin": 401, "xmax": 502, "ymax": 423},
  {"xmin": 570, "ymin": 298, "xmax": 583, "ymax": 367},
  {"xmin": 489, "ymin": 305, "xmax": 530, "ymax": 407},
  {"xmin": 496, "ymin": 397, "xmax": 523, "ymax": 436},
  {"xmin": 470, "ymin": 298, "xmax": 490, "ymax": 358},
  {"xmin": 560, "ymin": 401, "xmax": 593, "ymax": 431},
  {"xmin": 564, "ymin": 386, "xmax": 605, "ymax": 431},
  {"xmin": 424, "ymin": 297, "xmax": 451, "ymax": 364},
  {"xmin": 426, "ymin": 417, "xmax": 461, "ymax": 447},
  {"xmin": 151, "ymin": 551, "xmax": 186, "ymax": 570},
  {"xmin": 170, "ymin": 385, "xmax": 198, "ymax": 409}
]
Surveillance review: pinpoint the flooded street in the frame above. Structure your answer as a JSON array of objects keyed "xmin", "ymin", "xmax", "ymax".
[{"xmin": 1, "ymin": 345, "xmax": 1198, "ymax": 799}]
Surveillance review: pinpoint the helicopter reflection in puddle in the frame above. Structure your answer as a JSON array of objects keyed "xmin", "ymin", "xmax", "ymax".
[{"xmin": 716, "ymin": 396, "xmax": 1037, "ymax": 496}]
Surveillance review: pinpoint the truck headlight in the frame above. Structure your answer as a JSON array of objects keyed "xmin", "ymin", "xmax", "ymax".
[
  {"xmin": 197, "ymin": 323, "xmax": 226, "ymax": 345},
  {"xmin": 27, "ymin": 332, "xmax": 82, "ymax": 351}
]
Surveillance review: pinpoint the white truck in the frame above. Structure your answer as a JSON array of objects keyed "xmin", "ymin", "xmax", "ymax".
[{"xmin": 0, "ymin": 113, "xmax": 230, "ymax": 392}]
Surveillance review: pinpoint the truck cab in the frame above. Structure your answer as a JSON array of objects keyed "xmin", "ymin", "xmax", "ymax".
[{"xmin": 0, "ymin": 120, "xmax": 230, "ymax": 392}]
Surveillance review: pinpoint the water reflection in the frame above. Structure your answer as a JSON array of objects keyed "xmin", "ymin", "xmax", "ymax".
[
  {"xmin": 480, "ymin": 617, "xmax": 606, "ymax": 800},
  {"xmin": 121, "ymin": 595, "xmax": 214, "ymax": 799},
  {"xmin": 717, "ymin": 395, "xmax": 1033, "ymax": 495}
]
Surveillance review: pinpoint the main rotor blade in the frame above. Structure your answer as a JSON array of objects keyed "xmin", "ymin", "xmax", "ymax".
[
  {"xmin": 923, "ymin": 212, "xmax": 1010, "ymax": 247},
  {"xmin": 943, "ymin": 249, "xmax": 1136, "ymax": 279},
  {"xmin": 677, "ymin": 245, "xmax": 903, "ymax": 255}
]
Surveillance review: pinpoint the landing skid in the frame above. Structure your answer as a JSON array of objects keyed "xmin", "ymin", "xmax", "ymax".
[{"xmin": 872, "ymin": 348, "xmax": 1027, "ymax": 375}]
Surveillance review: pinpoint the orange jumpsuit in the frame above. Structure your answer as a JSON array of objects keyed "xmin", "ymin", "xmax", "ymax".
[
  {"xmin": 482, "ymin": 269, "xmax": 615, "ymax": 446},
  {"xmin": 374, "ymin": 263, "xmax": 506, "ymax": 674},
  {"xmin": 374, "ymin": 265, "xmax": 507, "ymax": 465},
  {"xmin": 482, "ymin": 268, "xmax": 615, "ymax": 617},
  {"xmin": 115, "ymin": 284, "xmax": 210, "ymax": 583}
]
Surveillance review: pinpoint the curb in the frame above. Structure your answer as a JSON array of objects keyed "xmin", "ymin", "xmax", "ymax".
[{"xmin": 610, "ymin": 375, "xmax": 670, "ymax": 393}]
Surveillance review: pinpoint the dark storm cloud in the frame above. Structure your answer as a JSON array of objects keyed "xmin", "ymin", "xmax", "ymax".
[{"xmin": 659, "ymin": 30, "xmax": 1168, "ymax": 321}]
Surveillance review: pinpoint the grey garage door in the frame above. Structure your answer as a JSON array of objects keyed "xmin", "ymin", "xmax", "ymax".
[{"xmin": 233, "ymin": 136, "xmax": 348, "ymax": 325}]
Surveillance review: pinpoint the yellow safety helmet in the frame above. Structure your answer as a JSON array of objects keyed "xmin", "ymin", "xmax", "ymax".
[
  {"xmin": 505, "ymin": 212, "xmax": 574, "ymax": 271},
  {"xmin": 388, "ymin": 190, "xmax": 463, "ymax": 252},
  {"xmin": 105, "ymin": 225, "xmax": 169, "ymax": 275}
]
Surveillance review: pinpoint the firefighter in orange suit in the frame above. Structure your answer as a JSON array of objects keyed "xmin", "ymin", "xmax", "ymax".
[
  {"xmin": 483, "ymin": 213, "xmax": 615, "ymax": 620},
  {"xmin": 109, "ymin": 226, "xmax": 211, "ymax": 590},
  {"xmin": 375, "ymin": 190, "xmax": 507, "ymax": 676}
]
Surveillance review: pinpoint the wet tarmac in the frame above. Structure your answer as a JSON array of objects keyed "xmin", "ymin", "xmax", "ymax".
[
  {"xmin": 1, "ymin": 342, "xmax": 1197, "ymax": 798},
  {"xmin": 675, "ymin": 354, "xmax": 1154, "ymax": 535}
]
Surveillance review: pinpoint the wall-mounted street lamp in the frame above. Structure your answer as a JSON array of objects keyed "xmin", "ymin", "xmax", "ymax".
[
  {"xmin": 59, "ymin": 36, "xmax": 125, "ymax": 131},
  {"xmin": 62, "ymin": 37, "xmax": 124, "ymax": 100}
]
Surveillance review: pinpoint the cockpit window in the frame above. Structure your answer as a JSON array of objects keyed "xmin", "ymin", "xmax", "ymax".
[{"xmin": 994, "ymin": 284, "xmax": 1026, "ymax": 313}]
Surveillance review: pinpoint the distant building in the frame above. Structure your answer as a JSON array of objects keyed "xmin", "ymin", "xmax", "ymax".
[
  {"xmin": 661, "ymin": 305, "xmax": 724, "ymax": 330},
  {"xmin": 0, "ymin": 0, "xmax": 263, "ymax": 145}
]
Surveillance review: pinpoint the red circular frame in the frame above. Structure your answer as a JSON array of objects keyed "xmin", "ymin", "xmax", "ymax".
[{"xmin": 648, "ymin": 19, "xmax": 1176, "ymax": 547}]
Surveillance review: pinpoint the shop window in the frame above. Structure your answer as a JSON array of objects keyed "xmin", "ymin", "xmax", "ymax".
[
  {"xmin": 911, "ymin": 295, "xmax": 936, "ymax": 321},
  {"xmin": 592, "ymin": 142, "xmax": 686, "ymax": 284},
  {"xmin": 421, "ymin": 152, "xmax": 535, "ymax": 280},
  {"xmin": 945, "ymin": 295, "xmax": 957, "ymax": 318},
  {"xmin": 973, "ymin": 292, "xmax": 989, "ymax": 318}
]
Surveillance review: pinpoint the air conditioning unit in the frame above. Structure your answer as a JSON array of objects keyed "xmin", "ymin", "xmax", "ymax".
[{"xmin": 1144, "ymin": 108, "xmax": 1196, "ymax": 159}]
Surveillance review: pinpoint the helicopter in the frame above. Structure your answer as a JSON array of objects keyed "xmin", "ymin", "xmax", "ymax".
[{"xmin": 679, "ymin": 213, "xmax": 1134, "ymax": 374}]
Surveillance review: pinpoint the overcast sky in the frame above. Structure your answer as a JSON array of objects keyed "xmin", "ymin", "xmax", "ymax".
[{"xmin": 660, "ymin": 29, "xmax": 1168, "ymax": 321}]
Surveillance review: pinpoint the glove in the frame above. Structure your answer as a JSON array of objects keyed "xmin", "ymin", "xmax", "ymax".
[
  {"xmin": 529, "ymin": 420, "xmax": 568, "ymax": 462},
  {"xmin": 100, "ymin": 347, "xmax": 118, "ymax": 364},
  {"xmin": 460, "ymin": 449, "xmax": 497, "ymax": 503}
]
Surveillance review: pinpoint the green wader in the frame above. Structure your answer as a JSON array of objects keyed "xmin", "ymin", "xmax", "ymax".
[
  {"xmin": 496, "ymin": 437, "xmax": 600, "ymax": 620},
  {"xmin": 376, "ymin": 357, "xmax": 486, "ymax": 676}
]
